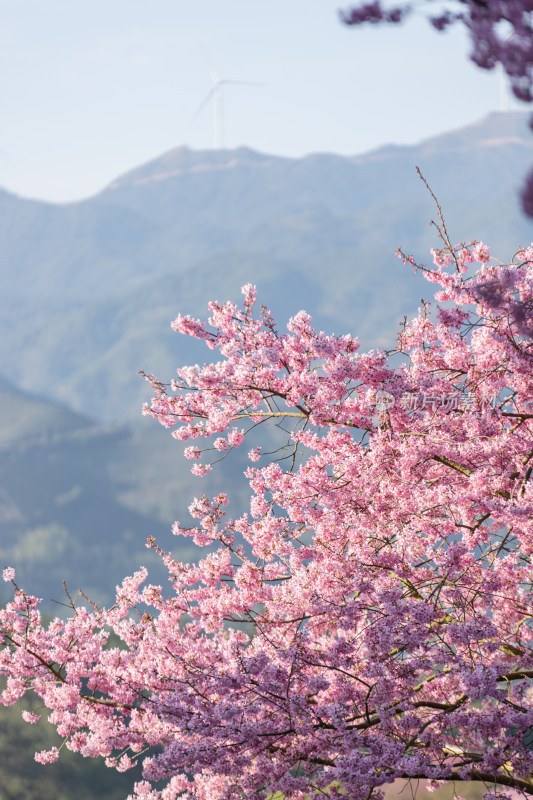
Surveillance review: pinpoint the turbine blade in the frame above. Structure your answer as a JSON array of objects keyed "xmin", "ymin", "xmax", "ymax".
[
  {"xmin": 190, "ymin": 84, "xmax": 219, "ymax": 121},
  {"xmin": 197, "ymin": 42, "xmax": 221, "ymax": 86},
  {"xmin": 220, "ymin": 80, "xmax": 265, "ymax": 87}
]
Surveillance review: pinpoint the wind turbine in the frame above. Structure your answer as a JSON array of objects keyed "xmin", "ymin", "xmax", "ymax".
[{"xmin": 192, "ymin": 50, "xmax": 263, "ymax": 149}]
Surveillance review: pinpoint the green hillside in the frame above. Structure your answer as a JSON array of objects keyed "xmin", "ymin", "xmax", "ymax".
[
  {"xmin": 0, "ymin": 696, "xmax": 145, "ymax": 800},
  {"xmin": 0, "ymin": 378, "xmax": 252, "ymax": 609}
]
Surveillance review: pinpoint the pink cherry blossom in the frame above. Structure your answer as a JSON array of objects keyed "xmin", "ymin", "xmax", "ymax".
[
  {"xmin": 1, "ymin": 239, "xmax": 533, "ymax": 800},
  {"xmin": 34, "ymin": 747, "xmax": 59, "ymax": 764},
  {"xmin": 21, "ymin": 710, "xmax": 40, "ymax": 724}
]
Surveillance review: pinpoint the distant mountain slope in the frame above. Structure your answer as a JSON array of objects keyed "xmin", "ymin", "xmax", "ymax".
[
  {"xmin": 1, "ymin": 111, "xmax": 532, "ymax": 422},
  {"xmin": 0, "ymin": 378, "xmax": 251, "ymax": 608},
  {"xmin": 0, "ymin": 373, "xmax": 93, "ymax": 449}
]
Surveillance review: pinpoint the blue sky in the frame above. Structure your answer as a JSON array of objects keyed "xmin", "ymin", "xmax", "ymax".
[{"xmin": 0, "ymin": 0, "xmax": 526, "ymax": 202}]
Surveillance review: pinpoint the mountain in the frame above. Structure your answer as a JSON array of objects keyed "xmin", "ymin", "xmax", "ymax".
[
  {"xmin": 1, "ymin": 111, "xmax": 532, "ymax": 423},
  {"xmin": 0, "ymin": 694, "xmax": 144, "ymax": 800},
  {"xmin": 0, "ymin": 378, "xmax": 252, "ymax": 608},
  {"xmin": 0, "ymin": 374, "xmax": 93, "ymax": 449}
]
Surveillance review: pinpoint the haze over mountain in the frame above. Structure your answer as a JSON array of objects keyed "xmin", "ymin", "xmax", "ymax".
[{"xmin": 1, "ymin": 111, "xmax": 532, "ymax": 424}]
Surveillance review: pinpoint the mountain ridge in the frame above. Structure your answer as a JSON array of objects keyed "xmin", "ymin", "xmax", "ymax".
[
  {"xmin": 1, "ymin": 111, "xmax": 532, "ymax": 423},
  {"xmin": 1, "ymin": 111, "xmax": 531, "ymax": 206},
  {"xmin": 100, "ymin": 111, "xmax": 533, "ymax": 192}
]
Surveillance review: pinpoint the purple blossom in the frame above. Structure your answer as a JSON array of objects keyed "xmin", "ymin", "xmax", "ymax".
[
  {"xmin": 521, "ymin": 166, "xmax": 533, "ymax": 218},
  {"xmin": 339, "ymin": 1, "xmax": 408, "ymax": 25}
]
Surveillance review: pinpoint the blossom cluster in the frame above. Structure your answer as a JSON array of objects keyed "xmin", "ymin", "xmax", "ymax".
[{"xmin": 1, "ymin": 241, "xmax": 533, "ymax": 800}]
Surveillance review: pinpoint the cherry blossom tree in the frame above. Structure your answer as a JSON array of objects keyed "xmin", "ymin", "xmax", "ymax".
[
  {"xmin": 1, "ymin": 229, "xmax": 533, "ymax": 800},
  {"xmin": 340, "ymin": 0, "xmax": 533, "ymax": 217}
]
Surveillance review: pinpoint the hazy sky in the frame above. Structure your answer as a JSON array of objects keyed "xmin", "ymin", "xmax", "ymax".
[{"xmin": 0, "ymin": 0, "xmax": 526, "ymax": 203}]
